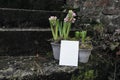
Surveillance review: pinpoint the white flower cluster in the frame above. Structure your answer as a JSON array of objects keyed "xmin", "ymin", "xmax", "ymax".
[{"xmin": 49, "ymin": 16, "xmax": 57, "ymax": 26}]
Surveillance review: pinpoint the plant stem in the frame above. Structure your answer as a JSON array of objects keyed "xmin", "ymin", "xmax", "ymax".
[
  {"xmin": 59, "ymin": 21, "xmax": 63, "ymax": 38},
  {"xmin": 63, "ymin": 22, "xmax": 67, "ymax": 39},
  {"xmin": 55, "ymin": 20, "xmax": 59, "ymax": 40},
  {"xmin": 50, "ymin": 23, "xmax": 56, "ymax": 40},
  {"xmin": 65, "ymin": 22, "xmax": 71, "ymax": 39}
]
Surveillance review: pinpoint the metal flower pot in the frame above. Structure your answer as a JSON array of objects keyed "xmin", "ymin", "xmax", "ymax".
[
  {"xmin": 78, "ymin": 49, "xmax": 92, "ymax": 63},
  {"xmin": 51, "ymin": 42, "xmax": 60, "ymax": 60}
]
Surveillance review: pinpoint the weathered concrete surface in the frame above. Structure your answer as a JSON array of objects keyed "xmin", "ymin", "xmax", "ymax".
[{"xmin": 0, "ymin": 56, "xmax": 77, "ymax": 80}]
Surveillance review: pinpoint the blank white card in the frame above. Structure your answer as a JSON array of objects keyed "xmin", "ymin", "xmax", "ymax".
[{"xmin": 59, "ymin": 40, "xmax": 79, "ymax": 66}]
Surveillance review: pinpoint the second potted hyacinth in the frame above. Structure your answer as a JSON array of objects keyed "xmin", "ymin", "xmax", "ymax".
[
  {"xmin": 75, "ymin": 31, "xmax": 93, "ymax": 63},
  {"xmin": 49, "ymin": 10, "xmax": 76, "ymax": 60}
]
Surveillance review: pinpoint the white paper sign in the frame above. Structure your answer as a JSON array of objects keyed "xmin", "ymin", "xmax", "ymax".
[{"xmin": 59, "ymin": 40, "xmax": 79, "ymax": 66}]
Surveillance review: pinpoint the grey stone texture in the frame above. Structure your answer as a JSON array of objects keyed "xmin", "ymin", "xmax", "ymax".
[
  {"xmin": 0, "ymin": 56, "xmax": 77, "ymax": 80},
  {"xmin": 67, "ymin": 0, "xmax": 120, "ymax": 29}
]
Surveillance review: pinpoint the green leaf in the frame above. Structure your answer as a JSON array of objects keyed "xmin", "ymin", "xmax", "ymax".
[{"xmin": 75, "ymin": 31, "xmax": 80, "ymax": 39}]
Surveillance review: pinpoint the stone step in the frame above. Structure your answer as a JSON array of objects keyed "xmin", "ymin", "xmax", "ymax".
[
  {"xmin": 0, "ymin": 0, "xmax": 65, "ymax": 10},
  {"xmin": 0, "ymin": 31, "xmax": 52, "ymax": 56},
  {"xmin": 0, "ymin": 8, "xmax": 66, "ymax": 28},
  {"xmin": 0, "ymin": 56, "xmax": 77, "ymax": 80}
]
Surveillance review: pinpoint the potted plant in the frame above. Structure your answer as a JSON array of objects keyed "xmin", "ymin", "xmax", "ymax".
[
  {"xmin": 48, "ymin": 10, "xmax": 76, "ymax": 60},
  {"xmin": 75, "ymin": 31, "xmax": 93, "ymax": 63}
]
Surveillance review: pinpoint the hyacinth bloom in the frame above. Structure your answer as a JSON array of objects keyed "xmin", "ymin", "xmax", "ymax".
[
  {"xmin": 49, "ymin": 16, "xmax": 57, "ymax": 26},
  {"xmin": 62, "ymin": 10, "xmax": 76, "ymax": 39},
  {"xmin": 64, "ymin": 10, "xmax": 76, "ymax": 23},
  {"xmin": 49, "ymin": 10, "xmax": 76, "ymax": 41},
  {"xmin": 49, "ymin": 16, "xmax": 59, "ymax": 41}
]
